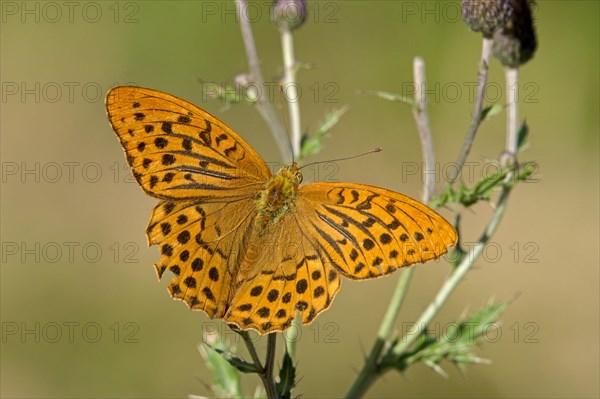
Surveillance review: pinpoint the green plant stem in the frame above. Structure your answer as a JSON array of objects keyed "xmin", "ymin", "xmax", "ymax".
[
  {"xmin": 392, "ymin": 184, "xmax": 512, "ymax": 357},
  {"xmin": 344, "ymin": 56, "xmax": 435, "ymax": 399},
  {"xmin": 343, "ymin": 270, "xmax": 413, "ymax": 399},
  {"xmin": 265, "ymin": 333, "xmax": 277, "ymax": 395},
  {"xmin": 280, "ymin": 28, "xmax": 302, "ymax": 159},
  {"xmin": 446, "ymin": 37, "xmax": 493, "ymax": 186},
  {"xmin": 235, "ymin": 0, "xmax": 292, "ymax": 163},
  {"xmin": 238, "ymin": 330, "xmax": 277, "ymax": 399}
]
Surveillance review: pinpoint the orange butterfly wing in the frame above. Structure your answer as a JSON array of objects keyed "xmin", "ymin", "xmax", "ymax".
[
  {"xmin": 224, "ymin": 211, "xmax": 342, "ymax": 333},
  {"xmin": 297, "ymin": 182, "xmax": 458, "ymax": 279},
  {"xmin": 146, "ymin": 199, "xmax": 256, "ymax": 318},
  {"xmin": 106, "ymin": 86, "xmax": 267, "ymax": 318},
  {"xmin": 106, "ymin": 86, "xmax": 270, "ymax": 200}
]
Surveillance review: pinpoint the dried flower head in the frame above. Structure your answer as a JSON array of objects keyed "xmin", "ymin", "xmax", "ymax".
[
  {"xmin": 462, "ymin": 0, "xmax": 513, "ymax": 37},
  {"xmin": 492, "ymin": 0, "xmax": 537, "ymax": 67}
]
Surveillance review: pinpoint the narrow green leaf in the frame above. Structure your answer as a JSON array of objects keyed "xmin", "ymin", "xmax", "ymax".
[
  {"xmin": 299, "ymin": 106, "xmax": 349, "ymax": 160},
  {"xmin": 517, "ymin": 121, "xmax": 529, "ymax": 150},
  {"xmin": 208, "ymin": 344, "xmax": 261, "ymax": 374},
  {"xmin": 479, "ymin": 104, "xmax": 503, "ymax": 122},
  {"xmin": 430, "ymin": 185, "xmax": 455, "ymax": 208},
  {"xmin": 356, "ymin": 89, "xmax": 415, "ymax": 106}
]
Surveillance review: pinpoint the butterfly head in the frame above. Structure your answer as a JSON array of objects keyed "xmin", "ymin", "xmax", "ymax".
[{"xmin": 279, "ymin": 162, "xmax": 303, "ymax": 185}]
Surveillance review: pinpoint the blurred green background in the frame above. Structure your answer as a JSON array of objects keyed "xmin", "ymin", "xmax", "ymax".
[{"xmin": 1, "ymin": 1, "xmax": 598, "ymax": 398}]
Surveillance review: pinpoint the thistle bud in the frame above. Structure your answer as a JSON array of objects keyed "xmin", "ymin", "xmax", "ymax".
[
  {"xmin": 272, "ymin": 0, "xmax": 307, "ymax": 31},
  {"xmin": 462, "ymin": 0, "xmax": 513, "ymax": 37},
  {"xmin": 492, "ymin": 0, "xmax": 537, "ymax": 67}
]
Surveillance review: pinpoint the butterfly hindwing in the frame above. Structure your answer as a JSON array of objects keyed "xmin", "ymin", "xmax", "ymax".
[
  {"xmin": 106, "ymin": 86, "xmax": 271, "ymax": 200},
  {"xmin": 147, "ymin": 198, "xmax": 257, "ymax": 318},
  {"xmin": 224, "ymin": 213, "xmax": 342, "ymax": 333},
  {"xmin": 298, "ymin": 183, "xmax": 458, "ymax": 279}
]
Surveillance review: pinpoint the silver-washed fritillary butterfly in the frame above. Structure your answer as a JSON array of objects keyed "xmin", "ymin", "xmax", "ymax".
[{"xmin": 105, "ymin": 86, "xmax": 457, "ymax": 334}]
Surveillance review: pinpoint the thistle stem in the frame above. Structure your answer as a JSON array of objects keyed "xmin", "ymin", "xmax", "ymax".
[
  {"xmin": 392, "ymin": 62, "xmax": 520, "ymax": 361},
  {"xmin": 280, "ymin": 28, "xmax": 302, "ymax": 159},
  {"xmin": 344, "ymin": 56, "xmax": 436, "ymax": 399},
  {"xmin": 504, "ymin": 67, "xmax": 519, "ymax": 168},
  {"xmin": 239, "ymin": 330, "xmax": 264, "ymax": 370},
  {"xmin": 392, "ymin": 184, "xmax": 512, "ymax": 357},
  {"xmin": 412, "ymin": 56, "xmax": 436, "ymax": 204},
  {"xmin": 344, "ymin": 269, "xmax": 413, "ymax": 398},
  {"xmin": 236, "ymin": 0, "xmax": 292, "ymax": 163},
  {"xmin": 238, "ymin": 330, "xmax": 278, "ymax": 399},
  {"xmin": 265, "ymin": 333, "xmax": 277, "ymax": 396},
  {"xmin": 446, "ymin": 37, "xmax": 493, "ymax": 186}
]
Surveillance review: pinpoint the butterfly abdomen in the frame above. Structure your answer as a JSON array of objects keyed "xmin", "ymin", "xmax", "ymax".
[{"xmin": 255, "ymin": 163, "xmax": 302, "ymax": 233}]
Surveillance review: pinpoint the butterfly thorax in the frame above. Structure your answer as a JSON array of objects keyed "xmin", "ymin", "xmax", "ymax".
[{"xmin": 255, "ymin": 163, "xmax": 302, "ymax": 234}]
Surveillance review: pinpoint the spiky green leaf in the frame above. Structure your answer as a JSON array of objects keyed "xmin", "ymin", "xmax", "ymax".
[
  {"xmin": 275, "ymin": 352, "xmax": 296, "ymax": 399},
  {"xmin": 384, "ymin": 302, "xmax": 508, "ymax": 374}
]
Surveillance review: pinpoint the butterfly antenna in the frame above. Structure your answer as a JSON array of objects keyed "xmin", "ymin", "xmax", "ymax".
[
  {"xmin": 300, "ymin": 147, "xmax": 383, "ymax": 170},
  {"xmin": 278, "ymin": 85, "xmax": 295, "ymax": 163}
]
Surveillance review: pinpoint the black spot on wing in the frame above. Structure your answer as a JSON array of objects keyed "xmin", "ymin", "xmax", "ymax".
[
  {"xmin": 162, "ymin": 154, "xmax": 176, "ymax": 165},
  {"xmin": 154, "ymin": 137, "xmax": 168, "ymax": 149},
  {"xmin": 178, "ymin": 115, "xmax": 192, "ymax": 124},
  {"xmin": 161, "ymin": 122, "xmax": 173, "ymax": 133},
  {"xmin": 224, "ymin": 143, "xmax": 238, "ymax": 157},
  {"xmin": 199, "ymin": 120, "xmax": 212, "ymax": 145},
  {"xmin": 216, "ymin": 133, "xmax": 228, "ymax": 146}
]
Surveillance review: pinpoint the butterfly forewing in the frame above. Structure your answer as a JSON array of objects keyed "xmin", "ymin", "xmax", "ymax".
[
  {"xmin": 106, "ymin": 86, "xmax": 271, "ymax": 200},
  {"xmin": 297, "ymin": 183, "xmax": 458, "ymax": 279}
]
